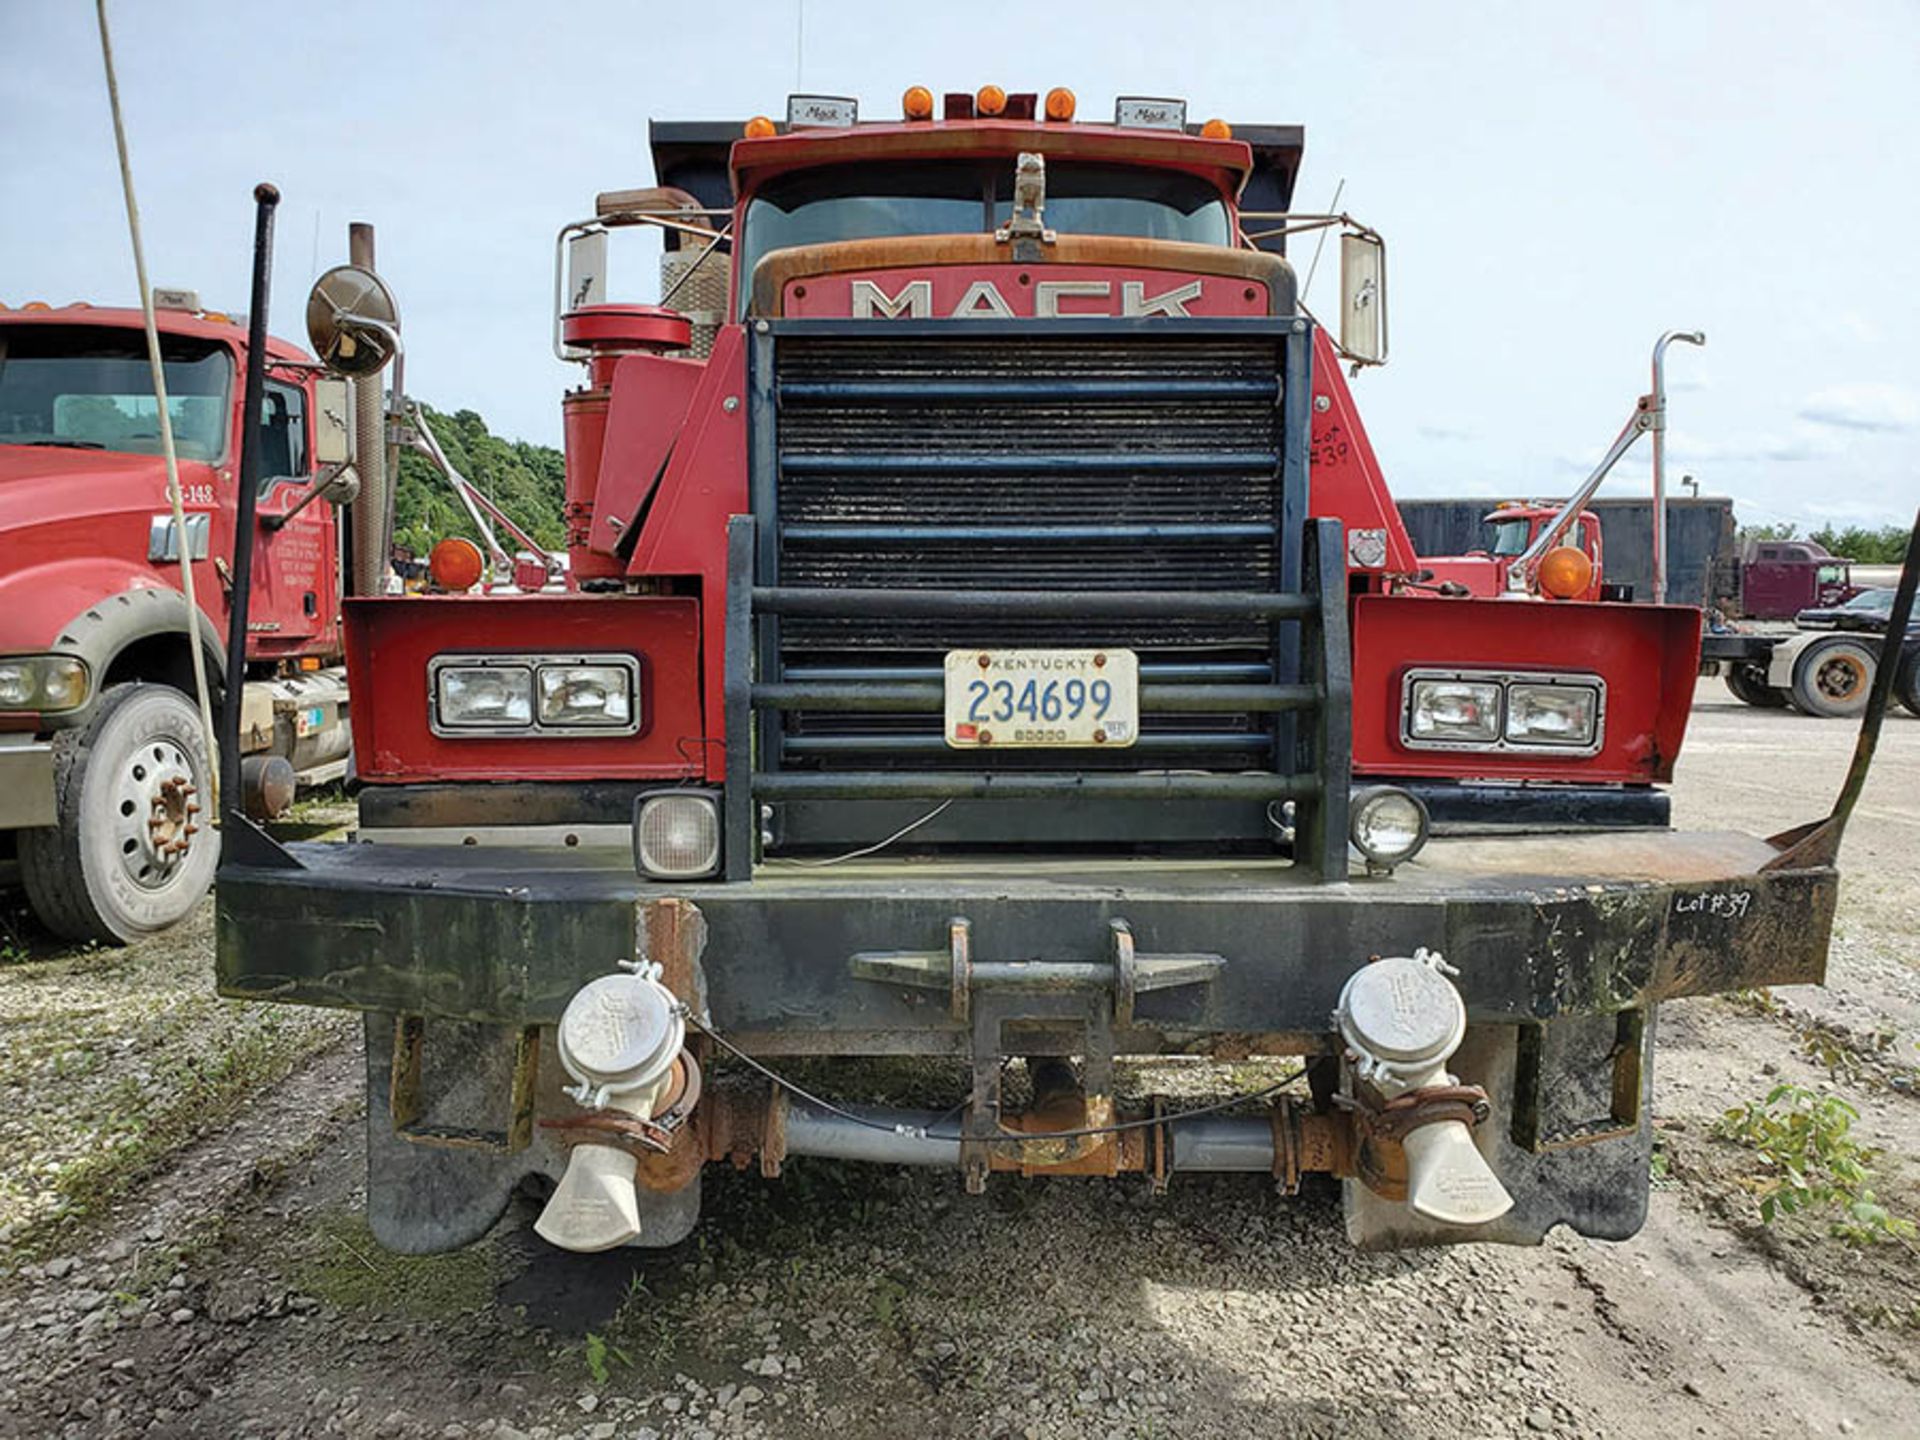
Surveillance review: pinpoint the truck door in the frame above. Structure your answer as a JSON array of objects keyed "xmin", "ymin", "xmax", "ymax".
[{"xmin": 247, "ymin": 378, "xmax": 339, "ymax": 656}]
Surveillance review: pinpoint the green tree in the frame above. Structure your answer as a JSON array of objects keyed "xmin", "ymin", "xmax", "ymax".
[
  {"xmin": 1808, "ymin": 524, "xmax": 1910, "ymax": 566},
  {"xmin": 391, "ymin": 403, "xmax": 566, "ymax": 559}
]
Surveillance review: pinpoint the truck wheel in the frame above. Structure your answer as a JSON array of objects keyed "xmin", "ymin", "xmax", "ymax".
[
  {"xmin": 1724, "ymin": 663, "xmax": 1787, "ymax": 708},
  {"xmin": 18, "ymin": 683, "xmax": 220, "ymax": 944},
  {"xmin": 1788, "ymin": 637, "xmax": 1876, "ymax": 719}
]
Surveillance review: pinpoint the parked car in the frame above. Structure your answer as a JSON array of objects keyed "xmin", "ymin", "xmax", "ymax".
[{"xmin": 1795, "ymin": 587, "xmax": 1899, "ymax": 632}]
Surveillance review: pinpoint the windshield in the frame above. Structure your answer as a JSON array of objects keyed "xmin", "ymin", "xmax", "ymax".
[
  {"xmin": 0, "ymin": 326, "xmax": 233, "ymax": 461},
  {"xmin": 1490, "ymin": 519, "xmax": 1532, "ymax": 557},
  {"xmin": 740, "ymin": 160, "xmax": 1233, "ymax": 308},
  {"xmin": 1847, "ymin": 589, "xmax": 1894, "ymax": 612}
]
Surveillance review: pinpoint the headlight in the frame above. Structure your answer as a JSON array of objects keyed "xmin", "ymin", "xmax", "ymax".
[
  {"xmin": 1401, "ymin": 669, "xmax": 1606, "ymax": 756},
  {"xmin": 1350, "ymin": 785, "xmax": 1430, "ymax": 874},
  {"xmin": 538, "ymin": 664, "xmax": 634, "ymax": 729},
  {"xmin": 0, "ymin": 655, "xmax": 91, "ymax": 713},
  {"xmin": 634, "ymin": 790, "xmax": 722, "ymax": 879},
  {"xmin": 1506, "ymin": 681, "xmax": 1600, "ymax": 748},
  {"xmin": 1407, "ymin": 679, "xmax": 1501, "ymax": 744},
  {"xmin": 435, "ymin": 662, "xmax": 533, "ymax": 731},
  {"xmin": 430, "ymin": 653, "xmax": 641, "ymax": 737}
]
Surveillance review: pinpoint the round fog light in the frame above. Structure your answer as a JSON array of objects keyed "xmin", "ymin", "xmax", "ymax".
[
  {"xmin": 1350, "ymin": 785, "xmax": 1431, "ymax": 874},
  {"xmin": 634, "ymin": 791, "xmax": 722, "ymax": 879}
]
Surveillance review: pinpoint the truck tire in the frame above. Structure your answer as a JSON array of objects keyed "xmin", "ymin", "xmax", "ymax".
[
  {"xmin": 1724, "ymin": 663, "xmax": 1787, "ymax": 708},
  {"xmin": 1788, "ymin": 636, "xmax": 1876, "ymax": 719},
  {"xmin": 18, "ymin": 683, "xmax": 220, "ymax": 944},
  {"xmin": 1898, "ymin": 650, "xmax": 1920, "ymax": 719}
]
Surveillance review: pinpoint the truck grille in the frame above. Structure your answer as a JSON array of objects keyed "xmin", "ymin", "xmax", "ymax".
[{"xmin": 770, "ymin": 331, "xmax": 1292, "ymax": 772}]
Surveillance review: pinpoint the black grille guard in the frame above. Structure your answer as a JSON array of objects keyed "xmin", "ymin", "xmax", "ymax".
[{"xmin": 724, "ymin": 336, "xmax": 1355, "ymax": 880}]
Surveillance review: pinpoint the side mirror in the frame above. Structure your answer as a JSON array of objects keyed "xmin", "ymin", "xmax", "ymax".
[
  {"xmin": 306, "ymin": 264, "xmax": 399, "ymax": 377},
  {"xmin": 1339, "ymin": 232, "xmax": 1388, "ymax": 366},
  {"xmin": 312, "ymin": 377, "xmax": 353, "ymax": 467}
]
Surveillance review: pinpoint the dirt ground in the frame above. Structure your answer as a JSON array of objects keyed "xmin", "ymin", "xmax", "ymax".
[{"xmin": 2, "ymin": 681, "xmax": 1918, "ymax": 1440}]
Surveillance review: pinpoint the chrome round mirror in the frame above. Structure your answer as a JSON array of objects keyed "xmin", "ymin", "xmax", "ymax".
[{"xmin": 305, "ymin": 264, "xmax": 399, "ymax": 376}]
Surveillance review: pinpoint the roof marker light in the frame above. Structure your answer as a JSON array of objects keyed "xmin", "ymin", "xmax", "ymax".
[
  {"xmin": 1200, "ymin": 117, "xmax": 1233, "ymax": 140},
  {"xmin": 743, "ymin": 115, "xmax": 778, "ymax": 138},
  {"xmin": 1044, "ymin": 87, "xmax": 1076, "ymax": 122},
  {"xmin": 975, "ymin": 84, "xmax": 1007, "ymax": 117},
  {"xmin": 902, "ymin": 85, "xmax": 934, "ymax": 121}
]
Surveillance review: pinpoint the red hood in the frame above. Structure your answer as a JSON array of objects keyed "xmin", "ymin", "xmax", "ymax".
[{"xmin": 0, "ymin": 443, "xmax": 221, "ymax": 650}]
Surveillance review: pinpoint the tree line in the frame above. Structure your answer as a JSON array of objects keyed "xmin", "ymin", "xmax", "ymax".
[
  {"xmin": 392, "ymin": 404, "xmax": 566, "ymax": 559},
  {"xmin": 1739, "ymin": 520, "xmax": 1910, "ymax": 565}
]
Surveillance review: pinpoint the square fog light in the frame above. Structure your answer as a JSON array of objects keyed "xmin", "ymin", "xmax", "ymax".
[{"xmin": 634, "ymin": 790, "xmax": 722, "ymax": 879}]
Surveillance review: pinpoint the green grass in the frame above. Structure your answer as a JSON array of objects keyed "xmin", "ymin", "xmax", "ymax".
[
  {"xmin": 0, "ymin": 904, "xmax": 352, "ymax": 1261},
  {"xmin": 287, "ymin": 1209, "xmax": 494, "ymax": 1318}
]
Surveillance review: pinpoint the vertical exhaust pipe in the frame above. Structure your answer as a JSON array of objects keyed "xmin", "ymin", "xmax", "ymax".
[{"xmin": 346, "ymin": 222, "xmax": 390, "ymax": 597}]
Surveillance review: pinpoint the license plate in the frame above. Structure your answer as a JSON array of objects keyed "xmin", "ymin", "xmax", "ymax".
[{"xmin": 943, "ymin": 649, "xmax": 1138, "ymax": 749}]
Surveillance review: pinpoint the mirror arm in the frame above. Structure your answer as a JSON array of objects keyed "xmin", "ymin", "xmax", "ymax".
[
  {"xmin": 1506, "ymin": 408, "xmax": 1650, "ymax": 593},
  {"xmin": 262, "ymin": 461, "xmax": 357, "ymax": 531}
]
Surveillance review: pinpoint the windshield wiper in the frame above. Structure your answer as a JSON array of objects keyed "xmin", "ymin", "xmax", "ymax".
[{"xmin": 11, "ymin": 438, "xmax": 106, "ymax": 449}]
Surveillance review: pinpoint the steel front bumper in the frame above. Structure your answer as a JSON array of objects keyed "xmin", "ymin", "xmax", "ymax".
[
  {"xmin": 0, "ymin": 740, "xmax": 56, "ymax": 829},
  {"xmin": 216, "ymin": 829, "xmax": 1831, "ymax": 1046}
]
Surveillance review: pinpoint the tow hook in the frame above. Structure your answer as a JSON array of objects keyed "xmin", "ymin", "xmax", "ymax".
[
  {"xmin": 1334, "ymin": 950, "xmax": 1514, "ymax": 1227},
  {"xmin": 534, "ymin": 961, "xmax": 687, "ymax": 1253}
]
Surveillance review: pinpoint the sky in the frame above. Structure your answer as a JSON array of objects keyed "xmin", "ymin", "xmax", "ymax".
[{"xmin": 4, "ymin": 0, "xmax": 1918, "ymax": 533}]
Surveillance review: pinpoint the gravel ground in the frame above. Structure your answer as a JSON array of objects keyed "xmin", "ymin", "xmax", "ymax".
[{"xmin": 1, "ymin": 686, "xmax": 1917, "ymax": 1438}]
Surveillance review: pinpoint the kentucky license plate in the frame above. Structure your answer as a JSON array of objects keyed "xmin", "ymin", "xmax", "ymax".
[{"xmin": 944, "ymin": 649, "xmax": 1139, "ymax": 749}]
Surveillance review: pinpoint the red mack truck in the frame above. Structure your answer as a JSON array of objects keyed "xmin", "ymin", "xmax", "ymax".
[
  {"xmin": 215, "ymin": 88, "xmax": 1909, "ymax": 1256},
  {"xmin": 0, "ymin": 294, "xmax": 355, "ymax": 943}
]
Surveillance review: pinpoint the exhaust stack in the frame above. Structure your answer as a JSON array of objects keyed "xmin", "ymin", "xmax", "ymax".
[{"xmin": 346, "ymin": 222, "xmax": 391, "ymax": 597}]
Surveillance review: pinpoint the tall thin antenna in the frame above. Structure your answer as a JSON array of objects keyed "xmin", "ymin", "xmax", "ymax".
[
  {"xmin": 1302, "ymin": 177, "xmax": 1345, "ymax": 304},
  {"xmin": 794, "ymin": 0, "xmax": 805, "ymax": 89}
]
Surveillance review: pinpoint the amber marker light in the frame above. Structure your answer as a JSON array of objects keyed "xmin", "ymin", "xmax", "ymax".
[
  {"xmin": 902, "ymin": 85, "xmax": 935, "ymax": 121},
  {"xmin": 975, "ymin": 84, "xmax": 1008, "ymax": 117},
  {"xmin": 429, "ymin": 536, "xmax": 486, "ymax": 593},
  {"xmin": 1199, "ymin": 117, "xmax": 1233, "ymax": 139},
  {"xmin": 1044, "ymin": 87, "xmax": 1076, "ymax": 121},
  {"xmin": 743, "ymin": 115, "xmax": 778, "ymax": 138},
  {"xmin": 1537, "ymin": 546, "xmax": 1595, "ymax": 600}
]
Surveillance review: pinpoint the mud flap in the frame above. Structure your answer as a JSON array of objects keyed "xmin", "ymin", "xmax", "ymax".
[
  {"xmin": 1344, "ymin": 1008, "xmax": 1656, "ymax": 1249},
  {"xmin": 364, "ymin": 1013, "xmax": 528, "ymax": 1254}
]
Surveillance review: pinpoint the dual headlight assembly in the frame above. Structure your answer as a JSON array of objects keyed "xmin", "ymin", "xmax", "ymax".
[
  {"xmin": 1402, "ymin": 669, "xmax": 1605, "ymax": 756},
  {"xmin": 0, "ymin": 654, "xmax": 90, "ymax": 714},
  {"xmin": 429, "ymin": 653, "xmax": 642, "ymax": 737}
]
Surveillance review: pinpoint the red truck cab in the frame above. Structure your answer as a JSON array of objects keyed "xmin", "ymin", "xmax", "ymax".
[
  {"xmin": 0, "ymin": 297, "xmax": 346, "ymax": 941},
  {"xmin": 1420, "ymin": 503, "xmax": 1607, "ymax": 602}
]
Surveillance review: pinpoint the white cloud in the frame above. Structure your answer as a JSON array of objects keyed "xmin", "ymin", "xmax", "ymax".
[{"xmin": 1799, "ymin": 383, "xmax": 1920, "ymax": 433}]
